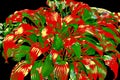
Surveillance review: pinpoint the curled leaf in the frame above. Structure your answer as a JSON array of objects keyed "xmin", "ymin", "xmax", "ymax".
[{"xmin": 10, "ymin": 61, "xmax": 32, "ymax": 80}]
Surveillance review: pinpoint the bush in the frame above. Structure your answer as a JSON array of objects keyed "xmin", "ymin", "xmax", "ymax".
[{"xmin": 1, "ymin": 0, "xmax": 120, "ymax": 80}]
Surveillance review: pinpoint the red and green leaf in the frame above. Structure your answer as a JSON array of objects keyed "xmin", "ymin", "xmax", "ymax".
[
  {"xmin": 10, "ymin": 61, "xmax": 32, "ymax": 80},
  {"xmin": 54, "ymin": 61, "xmax": 69, "ymax": 80},
  {"xmin": 103, "ymin": 55, "xmax": 119, "ymax": 79},
  {"xmin": 31, "ymin": 60, "xmax": 43, "ymax": 80},
  {"xmin": 69, "ymin": 63, "xmax": 77, "ymax": 80},
  {"xmin": 1, "ymin": 0, "xmax": 120, "ymax": 80}
]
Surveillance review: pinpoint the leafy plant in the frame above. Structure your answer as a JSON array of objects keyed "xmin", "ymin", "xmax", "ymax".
[{"xmin": 1, "ymin": 0, "xmax": 120, "ymax": 80}]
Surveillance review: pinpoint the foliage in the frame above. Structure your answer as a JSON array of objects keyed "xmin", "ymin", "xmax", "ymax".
[{"xmin": 1, "ymin": 0, "xmax": 120, "ymax": 80}]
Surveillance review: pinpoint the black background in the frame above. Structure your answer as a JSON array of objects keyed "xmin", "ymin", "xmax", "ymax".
[{"xmin": 0, "ymin": 0, "xmax": 120, "ymax": 80}]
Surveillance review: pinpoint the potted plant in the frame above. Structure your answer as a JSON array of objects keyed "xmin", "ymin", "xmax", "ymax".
[{"xmin": 1, "ymin": 0, "xmax": 120, "ymax": 80}]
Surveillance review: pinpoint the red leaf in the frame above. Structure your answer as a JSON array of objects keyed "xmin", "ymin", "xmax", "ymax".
[
  {"xmin": 3, "ymin": 34, "xmax": 18, "ymax": 62},
  {"xmin": 87, "ymin": 42, "xmax": 103, "ymax": 56},
  {"xmin": 10, "ymin": 61, "xmax": 32, "ymax": 80},
  {"xmin": 64, "ymin": 37, "xmax": 76, "ymax": 48},
  {"xmin": 73, "ymin": 62, "xmax": 79, "ymax": 75},
  {"xmin": 41, "ymin": 26, "xmax": 54, "ymax": 38},
  {"xmin": 30, "ymin": 43, "xmax": 42, "ymax": 63},
  {"xmin": 45, "ymin": 12, "xmax": 61, "ymax": 28},
  {"xmin": 50, "ymin": 49, "xmax": 59, "ymax": 63},
  {"xmin": 98, "ymin": 21, "xmax": 118, "ymax": 35},
  {"xmin": 54, "ymin": 62, "xmax": 69, "ymax": 80},
  {"xmin": 15, "ymin": 23, "xmax": 34, "ymax": 35},
  {"xmin": 104, "ymin": 56, "xmax": 118, "ymax": 79},
  {"xmin": 79, "ymin": 71, "xmax": 88, "ymax": 80},
  {"xmin": 97, "ymin": 28, "xmax": 115, "ymax": 40},
  {"xmin": 66, "ymin": 0, "xmax": 74, "ymax": 4},
  {"xmin": 71, "ymin": 2, "xmax": 90, "ymax": 15},
  {"xmin": 22, "ymin": 9, "xmax": 35, "ymax": 16},
  {"xmin": 6, "ymin": 11, "xmax": 22, "ymax": 23}
]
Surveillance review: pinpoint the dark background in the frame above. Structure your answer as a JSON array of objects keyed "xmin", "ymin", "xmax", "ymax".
[
  {"xmin": 0, "ymin": 0, "xmax": 120, "ymax": 80},
  {"xmin": 0, "ymin": 0, "xmax": 120, "ymax": 22}
]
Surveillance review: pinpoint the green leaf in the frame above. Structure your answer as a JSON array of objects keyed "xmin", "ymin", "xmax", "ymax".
[
  {"xmin": 95, "ymin": 59, "xmax": 107, "ymax": 80},
  {"xmin": 85, "ymin": 37, "xmax": 98, "ymax": 45},
  {"xmin": 7, "ymin": 48, "xmax": 14, "ymax": 57},
  {"xmin": 82, "ymin": 9, "xmax": 97, "ymax": 25},
  {"xmin": 105, "ymin": 38, "xmax": 116, "ymax": 45},
  {"xmin": 61, "ymin": 22, "xmax": 68, "ymax": 33},
  {"xmin": 69, "ymin": 64, "xmax": 77, "ymax": 80},
  {"xmin": 56, "ymin": 61, "xmax": 66, "ymax": 65},
  {"xmin": 29, "ymin": 34, "xmax": 37, "ymax": 42},
  {"xmin": 97, "ymin": 66, "xmax": 107, "ymax": 80},
  {"xmin": 25, "ymin": 54, "xmax": 30, "ymax": 63},
  {"xmin": 48, "ymin": 75, "xmax": 52, "ymax": 80},
  {"xmin": 86, "ymin": 48, "xmax": 96, "ymax": 55},
  {"xmin": 82, "ymin": 9, "xmax": 92, "ymax": 21},
  {"xmin": 83, "ymin": 44, "xmax": 89, "ymax": 48},
  {"xmin": 14, "ymin": 52, "xmax": 26, "ymax": 61},
  {"xmin": 79, "ymin": 33, "xmax": 102, "ymax": 50},
  {"xmin": 86, "ymin": 18, "xmax": 98, "ymax": 26},
  {"xmin": 56, "ymin": 55, "xmax": 62, "ymax": 62},
  {"xmin": 84, "ymin": 32, "xmax": 99, "ymax": 43},
  {"xmin": 4, "ymin": 27, "xmax": 11, "ymax": 36},
  {"xmin": 72, "ymin": 42, "xmax": 81, "ymax": 58},
  {"xmin": 35, "ymin": 20, "xmax": 40, "ymax": 25},
  {"xmin": 36, "ymin": 13, "xmax": 46, "ymax": 27},
  {"xmin": 62, "ymin": 7, "xmax": 71, "ymax": 17},
  {"xmin": 38, "ymin": 36, "xmax": 44, "ymax": 47},
  {"xmin": 31, "ymin": 60, "xmax": 42, "ymax": 80},
  {"xmin": 102, "ymin": 27, "xmax": 116, "ymax": 36},
  {"xmin": 61, "ymin": 22, "xmax": 69, "ymax": 37},
  {"xmin": 14, "ymin": 45, "xmax": 30, "ymax": 61},
  {"xmin": 56, "ymin": 2, "xmax": 62, "ymax": 13},
  {"xmin": 41, "ymin": 54, "xmax": 54, "ymax": 77},
  {"xmin": 31, "ymin": 71, "xmax": 40, "ymax": 80},
  {"xmin": 115, "ymin": 36, "xmax": 120, "ymax": 44},
  {"xmin": 19, "ymin": 45, "xmax": 30, "ymax": 50},
  {"xmin": 52, "ymin": 34, "xmax": 63, "ymax": 50},
  {"xmin": 79, "ymin": 62, "xmax": 88, "ymax": 73},
  {"xmin": 7, "ymin": 45, "xmax": 30, "ymax": 61},
  {"xmin": 4, "ymin": 22, "xmax": 20, "ymax": 35},
  {"xmin": 22, "ymin": 12, "xmax": 30, "ymax": 17},
  {"xmin": 102, "ymin": 55, "xmax": 112, "ymax": 60},
  {"xmin": 22, "ymin": 12, "xmax": 39, "ymax": 27},
  {"xmin": 69, "ymin": 24, "xmax": 78, "ymax": 32}
]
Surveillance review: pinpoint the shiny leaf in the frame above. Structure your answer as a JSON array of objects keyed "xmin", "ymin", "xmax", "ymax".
[
  {"xmin": 102, "ymin": 27, "xmax": 116, "ymax": 36},
  {"xmin": 41, "ymin": 54, "xmax": 54, "ymax": 77},
  {"xmin": 82, "ymin": 9, "xmax": 92, "ymax": 21},
  {"xmin": 36, "ymin": 13, "xmax": 46, "ymax": 27},
  {"xmin": 61, "ymin": 22, "xmax": 69, "ymax": 37},
  {"xmin": 82, "ymin": 9, "xmax": 97, "ymax": 25},
  {"xmin": 70, "ymin": 63, "xmax": 77, "ymax": 80},
  {"xmin": 10, "ymin": 61, "xmax": 32, "ymax": 80},
  {"xmin": 69, "ymin": 24, "xmax": 78, "ymax": 32},
  {"xmin": 79, "ymin": 37, "xmax": 103, "ymax": 55},
  {"xmin": 38, "ymin": 36, "xmax": 44, "ymax": 47},
  {"xmin": 31, "ymin": 60, "xmax": 42, "ymax": 80},
  {"xmin": 52, "ymin": 34, "xmax": 63, "ymax": 50},
  {"xmin": 72, "ymin": 42, "xmax": 81, "ymax": 58},
  {"xmin": 8, "ymin": 45, "xmax": 30, "ymax": 61},
  {"xmin": 103, "ymin": 55, "xmax": 118, "ymax": 79},
  {"xmin": 94, "ymin": 59, "xmax": 107, "ymax": 80},
  {"xmin": 86, "ymin": 48, "xmax": 95, "ymax": 55},
  {"xmin": 22, "ymin": 12, "xmax": 29, "ymax": 17},
  {"xmin": 29, "ymin": 34, "xmax": 37, "ymax": 42}
]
